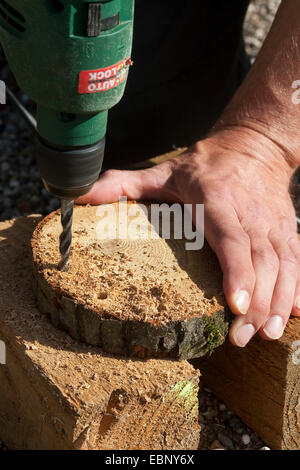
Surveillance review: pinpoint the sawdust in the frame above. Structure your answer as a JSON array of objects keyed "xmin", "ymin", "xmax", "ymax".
[{"xmin": 32, "ymin": 203, "xmax": 224, "ymax": 324}]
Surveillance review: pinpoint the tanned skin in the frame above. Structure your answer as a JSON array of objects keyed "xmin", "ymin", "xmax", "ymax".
[{"xmin": 78, "ymin": 0, "xmax": 300, "ymax": 347}]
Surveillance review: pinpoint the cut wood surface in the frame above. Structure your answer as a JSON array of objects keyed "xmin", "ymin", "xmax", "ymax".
[
  {"xmin": 0, "ymin": 216, "xmax": 200, "ymax": 450},
  {"xmin": 31, "ymin": 202, "xmax": 231, "ymax": 360}
]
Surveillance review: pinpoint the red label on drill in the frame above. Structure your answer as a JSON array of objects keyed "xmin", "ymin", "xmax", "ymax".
[{"xmin": 78, "ymin": 58, "xmax": 132, "ymax": 94}]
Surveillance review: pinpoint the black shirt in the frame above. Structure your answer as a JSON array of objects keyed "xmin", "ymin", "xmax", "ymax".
[{"xmin": 106, "ymin": 0, "xmax": 251, "ymax": 167}]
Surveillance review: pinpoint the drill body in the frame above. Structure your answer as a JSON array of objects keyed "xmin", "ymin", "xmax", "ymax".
[{"xmin": 0, "ymin": 0, "xmax": 135, "ymax": 198}]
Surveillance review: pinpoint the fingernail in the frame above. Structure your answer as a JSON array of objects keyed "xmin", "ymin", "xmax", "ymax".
[
  {"xmin": 234, "ymin": 323, "xmax": 256, "ymax": 347},
  {"xmin": 263, "ymin": 315, "xmax": 284, "ymax": 340},
  {"xmin": 295, "ymin": 297, "xmax": 300, "ymax": 310},
  {"xmin": 234, "ymin": 290, "xmax": 250, "ymax": 315}
]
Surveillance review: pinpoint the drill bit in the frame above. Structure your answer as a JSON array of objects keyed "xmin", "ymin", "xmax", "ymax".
[{"xmin": 59, "ymin": 199, "xmax": 74, "ymax": 272}]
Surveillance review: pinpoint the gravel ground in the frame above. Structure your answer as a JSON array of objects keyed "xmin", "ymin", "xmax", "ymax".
[
  {"xmin": 244, "ymin": 0, "xmax": 281, "ymax": 60},
  {"xmin": 198, "ymin": 386, "xmax": 268, "ymax": 450},
  {"xmin": 0, "ymin": 0, "xmax": 284, "ymax": 451},
  {"xmin": 0, "ymin": 62, "xmax": 60, "ymax": 221}
]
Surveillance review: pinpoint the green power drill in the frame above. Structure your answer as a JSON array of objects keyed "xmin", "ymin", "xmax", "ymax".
[{"xmin": 0, "ymin": 0, "xmax": 134, "ymax": 269}]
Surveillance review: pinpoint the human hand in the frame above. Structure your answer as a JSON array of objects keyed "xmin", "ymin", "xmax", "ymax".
[{"xmin": 78, "ymin": 128, "xmax": 300, "ymax": 347}]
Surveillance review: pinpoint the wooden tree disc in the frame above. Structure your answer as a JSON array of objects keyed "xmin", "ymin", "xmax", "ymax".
[{"xmin": 31, "ymin": 202, "xmax": 231, "ymax": 360}]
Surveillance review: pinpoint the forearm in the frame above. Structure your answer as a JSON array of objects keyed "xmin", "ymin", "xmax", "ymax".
[{"xmin": 211, "ymin": 0, "xmax": 300, "ymax": 173}]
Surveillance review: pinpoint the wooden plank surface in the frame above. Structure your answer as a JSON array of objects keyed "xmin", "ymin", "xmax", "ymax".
[
  {"xmin": 193, "ymin": 319, "xmax": 300, "ymax": 450},
  {"xmin": 0, "ymin": 216, "xmax": 200, "ymax": 450}
]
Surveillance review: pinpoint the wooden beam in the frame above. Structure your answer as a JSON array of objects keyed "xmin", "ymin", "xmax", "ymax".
[
  {"xmin": 0, "ymin": 216, "xmax": 200, "ymax": 450},
  {"xmin": 192, "ymin": 319, "xmax": 300, "ymax": 450}
]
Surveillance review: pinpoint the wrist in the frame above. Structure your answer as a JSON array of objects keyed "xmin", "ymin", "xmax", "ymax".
[{"xmin": 204, "ymin": 122, "xmax": 295, "ymax": 180}]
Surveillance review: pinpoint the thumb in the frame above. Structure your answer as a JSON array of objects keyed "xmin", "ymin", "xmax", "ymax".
[{"xmin": 76, "ymin": 162, "xmax": 179, "ymax": 205}]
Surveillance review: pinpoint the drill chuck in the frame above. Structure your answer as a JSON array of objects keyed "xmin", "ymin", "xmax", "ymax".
[
  {"xmin": 0, "ymin": 0, "xmax": 134, "ymax": 199},
  {"xmin": 35, "ymin": 136, "xmax": 105, "ymax": 199}
]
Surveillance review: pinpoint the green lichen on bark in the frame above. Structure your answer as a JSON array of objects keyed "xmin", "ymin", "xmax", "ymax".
[
  {"xmin": 203, "ymin": 310, "xmax": 231, "ymax": 356},
  {"xmin": 169, "ymin": 380, "xmax": 199, "ymax": 418}
]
